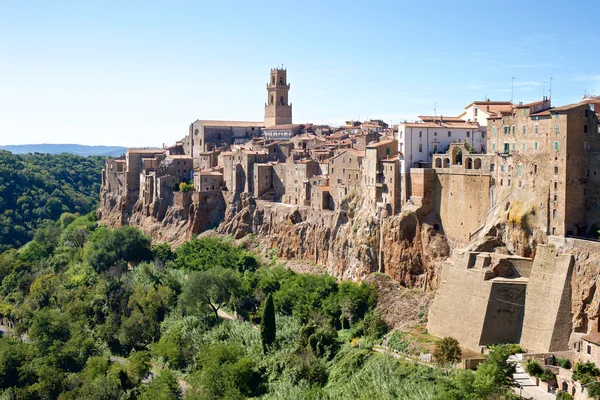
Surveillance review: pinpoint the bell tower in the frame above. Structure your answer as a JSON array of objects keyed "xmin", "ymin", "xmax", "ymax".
[{"xmin": 264, "ymin": 68, "xmax": 292, "ymax": 127}]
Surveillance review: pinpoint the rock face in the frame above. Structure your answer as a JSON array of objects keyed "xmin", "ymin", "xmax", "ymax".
[
  {"xmin": 101, "ymin": 188, "xmax": 449, "ymax": 289},
  {"xmin": 219, "ymin": 193, "xmax": 449, "ymax": 288}
]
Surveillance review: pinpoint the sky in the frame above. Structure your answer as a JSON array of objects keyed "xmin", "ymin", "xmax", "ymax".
[{"xmin": 1, "ymin": 0, "xmax": 599, "ymax": 147}]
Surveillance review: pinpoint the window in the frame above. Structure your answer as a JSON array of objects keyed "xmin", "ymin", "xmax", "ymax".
[
  {"xmin": 418, "ymin": 144, "xmax": 423, "ymax": 152},
  {"xmin": 434, "ymin": 132, "xmax": 437, "ymax": 137},
  {"xmin": 518, "ymin": 164, "xmax": 523, "ymax": 176},
  {"xmin": 512, "ymin": 143, "xmax": 516, "ymax": 150},
  {"xmin": 419, "ymin": 131, "xmax": 422, "ymax": 138},
  {"xmin": 504, "ymin": 143, "xmax": 510, "ymax": 153},
  {"xmin": 522, "ymin": 143, "xmax": 526, "ymax": 152},
  {"xmin": 554, "ymin": 194, "xmax": 558, "ymax": 202},
  {"xmin": 555, "ymin": 124, "xmax": 559, "ymax": 133},
  {"xmin": 522, "ymin": 126, "xmax": 527, "ymax": 134},
  {"xmin": 534, "ymin": 124, "xmax": 539, "ymax": 134},
  {"xmin": 554, "ymin": 166, "xmax": 559, "ymax": 174},
  {"xmin": 474, "ymin": 108, "xmax": 478, "ymax": 116},
  {"xmin": 554, "ymin": 141, "xmax": 559, "ymax": 151},
  {"xmin": 448, "ymin": 131, "xmax": 451, "ymax": 137},
  {"xmin": 588, "ymin": 344, "xmax": 593, "ymax": 355},
  {"xmin": 501, "ymin": 165, "xmax": 505, "ymax": 172},
  {"xmin": 504, "ymin": 126, "xmax": 509, "ymax": 135},
  {"xmin": 554, "ymin": 181, "xmax": 558, "ymax": 189},
  {"xmin": 386, "ymin": 147, "xmax": 390, "ymax": 155},
  {"xmin": 512, "ymin": 125, "xmax": 516, "ymax": 134},
  {"xmin": 534, "ymin": 142, "xmax": 538, "ymax": 151},
  {"xmin": 492, "ymin": 143, "xmax": 496, "ymax": 151},
  {"xmin": 467, "ymin": 131, "xmax": 470, "ymax": 137},
  {"xmin": 492, "ymin": 126, "xmax": 497, "ymax": 135},
  {"xmin": 534, "ymin": 164, "xmax": 538, "ymax": 174}
]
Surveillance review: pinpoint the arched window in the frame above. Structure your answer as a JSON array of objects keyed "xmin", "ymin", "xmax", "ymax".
[
  {"xmin": 435, "ymin": 158, "xmax": 442, "ymax": 168},
  {"xmin": 474, "ymin": 158, "xmax": 482, "ymax": 169},
  {"xmin": 279, "ymin": 77, "xmax": 283, "ymax": 85},
  {"xmin": 465, "ymin": 158, "xmax": 473, "ymax": 169},
  {"xmin": 280, "ymin": 96, "xmax": 285, "ymax": 105},
  {"xmin": 270, "ymin": 95, "xmax": 274, "ymax": 105}
]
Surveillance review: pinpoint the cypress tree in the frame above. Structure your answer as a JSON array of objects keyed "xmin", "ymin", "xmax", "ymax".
[{"xmin": 260, "ymin": 293, "xmax": 276, "ymax": 353}]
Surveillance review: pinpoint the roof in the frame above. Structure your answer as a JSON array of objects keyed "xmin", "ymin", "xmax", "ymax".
[
  {"xmin": 167, "ymin": 155, "xmax": 192, "ymax": 159},
  {"xmin": 193, "ymin": 120, "xmax": 264, "ymax": 128},
  {"xmin": 583, "ymin": 333, "xmax": 600, "ymax": 346},
  {"xmin": 529, "ymin": 103, "xmax": 585, "ymax": 117},
  {"xmin": 418, "ymin": 115, "xmax": 465, "ymax": 123},
  {"xmin": 264, "ymin": 124, "xmax": 295, "ymax": 130},
  {"xmin": 465, "ymin": 100, "xmax": 512, "ymax": 108},
  {"xmin": 127, "ymin": 148, "xmax": 165, "ymax": 154},
  {"xmin": 402, "ymin": 121, "xmax": 480, "ymax": 129},
  {"xmin": 367, "ymin": 139, "xmax": 395, "ymax": 148},
  {"xmin": 314, "ymin": 186, "xmax": 330, "ymax": 191},
  {"xmin": 198, "ymin": 171, "xmax": 223, "ymax": 176}
]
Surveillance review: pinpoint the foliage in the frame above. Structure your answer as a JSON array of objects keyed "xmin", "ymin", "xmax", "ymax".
[
  {"xmin": 557, "ymin": 392, "xmax": 574, "ymax": 400},
  {"xmin": 0, "ymin": 219, "xmax": 525, "ymax": 399},
  {"xmin": 556, "ymin": 357, "xmax": 572, "ymax": 369},
  {"xmin": 178, "ymin": 181, "xmax": 194, "ymax": 192},
  {"xmin": 587, "ymin": 382, "xmax": 600, "ymax": 400},
  {"xmin": 175, "ymin": 236, "xmax": 258, "ymax": 273},
  {"xmin": 361, "ymin": 310, "xmax": 389, "ymax": 339},
  {"xmin": 261, "ymin": 293, "xmax": 276, "ymax": 353},
  {"xmin": 433, "ymin": 337, "xmax": 462, "ymax": 366},
  {"xmin": 0, "ymin": 150, "xmax": 106, "ymax": 252},
  {"xmin": 572, "ymin": 361, "xmax": 600, "ymax": 384}
]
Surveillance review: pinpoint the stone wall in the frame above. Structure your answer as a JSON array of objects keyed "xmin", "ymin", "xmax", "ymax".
[
  {"xmin": 520, "ymin": 245, "xmax": 574, "ymax": 352},
  {"xmin": 433, "ymin": 172, "xmax": 491, "ymax": 243}
]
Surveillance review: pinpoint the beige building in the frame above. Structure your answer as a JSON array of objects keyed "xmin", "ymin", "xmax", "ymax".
[
  {"xmin": 264, "ymin": 68, "xmax": 292, "ymax": 127},
  {"xmin": 487, "ymin": 100, "xmax": 600, "ymax": 237},
  {"xmin": 364, "ymin": 140, "xmax": 400, "ymax": 214}
]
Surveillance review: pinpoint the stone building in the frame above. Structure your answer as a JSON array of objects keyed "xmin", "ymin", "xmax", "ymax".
[
  {"xmin": 193, "ymin": 170, "xmax": 224, "ymax": 193},
  {"xmin": 185, "ymin": 120, "xmax": 264, "ymax": 157},
  {"xmin": 283, "ymin": 158, "xmax": 319, "ymax": 206},
  {"xmin": 264, "ymin": 68, "xmax": 292, "ymax": 127},
  {"xmin": 364, "ymin": 140, "xmax": 400, "ymax": 214},
  {"xmin": 328, "ymin": 149, "xmax": 364, "ymax": 209},
  {"xmin": 458, "ymin": 100, "xmax": 513, "ymax": 132},
  {"xmin": 487, "ymin": 100, "xmax": 600, "ymax": 237}
]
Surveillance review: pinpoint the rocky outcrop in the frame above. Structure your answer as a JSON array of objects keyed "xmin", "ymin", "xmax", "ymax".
[{"xmin": 219, "ymin": 193, "xmax": 449, "ymax": 288}]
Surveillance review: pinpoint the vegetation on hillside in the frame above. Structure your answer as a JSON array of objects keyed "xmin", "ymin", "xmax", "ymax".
[
  {"xmin": 0, "ymin": 215, "xmax": 521, "ymax": 399},
  {"xmin": 0, "ymin": 150, "xmax": 106, "ymax": 252}
]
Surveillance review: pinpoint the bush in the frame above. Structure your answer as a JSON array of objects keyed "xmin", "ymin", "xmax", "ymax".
[
  {"xmin": 433, "ymin": 337, "xmax": 462, "ymax": 366},
  {"xmin": 572, "ymin": 361, "xmax": 600, "ymax": 384},
  {"xmin": 361, "ymin": 311, "xmax": 388, "ymax": 339},
  {"xmin": 557, "ymin": 358, "xmax": 572, "ymax": 369},
  {"xmin": 525, "ymin": 360, "xmax": 544, "ymax": 377},
  {"xmin": 556, "ymin": 392, "xmax": 574, "ymax": 400}
]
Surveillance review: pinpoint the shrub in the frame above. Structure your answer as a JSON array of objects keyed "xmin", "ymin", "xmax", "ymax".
[
  {"xmin": 557, "ymin": 358, "xmax": 572, "ymax": 369},
  {"xmin": 572, "ymin": 361, "xmax": 600, "ymax": 384},
  {"xmin": 433, "ymin": 337, "xmax": 462, "ymax": 366},
  {"xmin": 556, "ymin": 392, "xmax": 574, "ymax": 400},
  {"xmin": 361, "ymin": 311, "xmax": 388, "ymax": 339},
  {"xmin": 525, "ymin": 360, "xmax": 544, "ymax": 377}
]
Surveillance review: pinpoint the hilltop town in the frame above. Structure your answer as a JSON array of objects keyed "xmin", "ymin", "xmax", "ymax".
[{"xmin": 100, "ymin": 68, "xmax": 600, "ymax": 398}]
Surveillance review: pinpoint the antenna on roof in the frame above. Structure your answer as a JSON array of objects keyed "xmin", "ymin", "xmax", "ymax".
[
  {"xmin": 511, "ymin": 77, "xmax": 517, "ymax": 103},
  {"xmin": 549, "ymin": 77, "xmax": 553, "ymax": 100}
]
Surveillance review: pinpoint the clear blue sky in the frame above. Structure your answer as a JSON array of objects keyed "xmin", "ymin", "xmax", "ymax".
[{"xmin": 1, "ymin": 0, "xmax": 597, "ymax": 147}]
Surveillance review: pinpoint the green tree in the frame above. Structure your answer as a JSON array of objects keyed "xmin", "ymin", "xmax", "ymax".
[
  {"xmin": 573, "ymin": 361, "xmax": 600, "ymax": 384},
  {"xmin": 433, "ymin": 337, "xmax": 462, "ymax": 366},
  {"xmin": 260, "ymin": 293, "xmax": 276, "ymax": 353},
  {"xmin": 180, "ymin": 268, "xmax": 241, "ymax": 321},
  {"xmin": 139, "ymin": 370, "xmax": 181, "ymax": 400}
]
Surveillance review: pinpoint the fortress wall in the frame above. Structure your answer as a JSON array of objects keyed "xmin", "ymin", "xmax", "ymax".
[
  {"xmin": 479, "ymin": 281, "xmax": 526, "ymax": 345},
  {"xmin": 520, "ymin": 245, "xmax": 574, "ymax": 353},
  {"xmin": 433, "ymin": 172, "xmax": 491, "ymax": 243},
  {"xmin": 427, "ymin": 260, "xmax": 491, "ymax": 351}
]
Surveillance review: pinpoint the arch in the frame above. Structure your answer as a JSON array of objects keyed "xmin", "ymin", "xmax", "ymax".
[
  {"xmin": 435, "ymin": 158, "xmax": 442, "ymax": 168},
  {"xmin": 562, "ymin": 382, "xmax": 568, "ymax": 392},
  {"xmin": 279, "ymin": 76, "xmax": 283, "ymax": 85},
  {"xmin": 474, "ymin": 158, "xmax": 482, "ymax": 169},
  {"xmin": 451, "ymin": 146, "xmax": 463, "ymax": 165},
  {"xmin": 443, "ymin": 158, "xmax": 450, "ymax": 168},
  {"xmin": 465, "ymin": 157, "xmax": 473, "ymax": 169},
  {"xmin": 280, "ymin": 96, "xmax": 285, "ymax": 105},
  {"xmin": 270, "ymin": 95, "xmax": 274, "ymax": 105}
]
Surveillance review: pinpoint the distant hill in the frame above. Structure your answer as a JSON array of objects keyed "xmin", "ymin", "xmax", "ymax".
[{"xmin": 0, "ymin": 144, "xmax": 129, "ymax": 157}]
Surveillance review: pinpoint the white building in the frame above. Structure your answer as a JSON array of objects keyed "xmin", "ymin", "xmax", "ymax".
[{"xmin": 398, "ymin": 115, "xmax": 484, "ymax": 175}]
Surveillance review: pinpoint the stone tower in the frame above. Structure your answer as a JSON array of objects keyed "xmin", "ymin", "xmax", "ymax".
[{"xmin": 264, "ymin": 68, "xmax": 292, "ymax": 127}]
